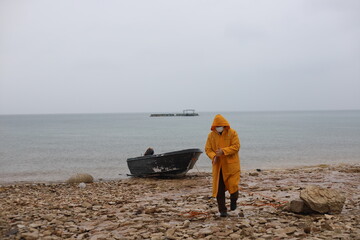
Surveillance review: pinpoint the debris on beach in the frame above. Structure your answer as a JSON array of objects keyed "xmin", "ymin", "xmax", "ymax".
[
  {"xmin": 1, "ymin": 164, "xmax": 359, "ymax": 239},
  {"xmin": 66, "ymin": 173, "xmax": 94, "ymax": 184}
]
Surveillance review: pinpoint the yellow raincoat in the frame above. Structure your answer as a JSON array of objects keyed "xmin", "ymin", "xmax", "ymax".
[{"xmin": 205, "ymin": 114, "xmax": 240, "ymax": 197}]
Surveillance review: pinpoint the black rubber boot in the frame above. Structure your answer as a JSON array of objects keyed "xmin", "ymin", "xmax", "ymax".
[
  {"xmin": 220, "ymin": 212, "xmax": 228, "ymax": 217},
  {"xmin": 230, "ymin": 201, "xmax": 237, "ymax": 211},
  {"xmin": 230, "ymin": 191, "xmax": 239, "ymax": 211}
]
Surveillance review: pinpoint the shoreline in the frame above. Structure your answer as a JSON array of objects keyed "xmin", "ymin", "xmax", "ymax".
[
  {"xmin": 1, "ymin": 163, "xmax": 359, "ymax": 239},
  {"xmin": 2, "ymin": 162, "xmax": 358, "ymax": 186}
]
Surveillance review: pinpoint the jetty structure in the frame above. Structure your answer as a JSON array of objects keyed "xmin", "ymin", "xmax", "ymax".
[{"xmin": 150, "ymin": 109, "xmax": 199, "ymax": 117}]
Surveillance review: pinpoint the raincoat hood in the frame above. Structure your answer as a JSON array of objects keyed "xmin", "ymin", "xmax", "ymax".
[{"xmin": 211, "ymin": 114, "xmax": 230, "ymax": 131}]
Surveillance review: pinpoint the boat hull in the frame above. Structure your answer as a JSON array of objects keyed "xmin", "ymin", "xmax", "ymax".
[{"xmin": 127, "ymin": 148, "xmax": 203, "ymax": 177}]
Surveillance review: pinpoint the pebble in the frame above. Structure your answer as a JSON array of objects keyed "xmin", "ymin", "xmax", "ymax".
[
  {"xmin": 183, "ymin": 220, "xmax": 190, "ymax": 228},
  {"xmin": 284, "ymin": 226, "xmax": 297, "ymax": 235}
]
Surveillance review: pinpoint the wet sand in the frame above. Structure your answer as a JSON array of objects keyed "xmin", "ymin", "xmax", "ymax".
[{"xmin": 1, "ymin": 163, "xmax": 359, "ymax": 239}]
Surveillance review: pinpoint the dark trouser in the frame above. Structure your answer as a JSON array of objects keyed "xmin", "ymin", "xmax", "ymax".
[{"xmin": 217, "ymin": 169, "xmax": 239, "ymax": 213}]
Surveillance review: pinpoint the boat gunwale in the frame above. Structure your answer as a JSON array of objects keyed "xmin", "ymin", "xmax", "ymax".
[{"xmin": 126, "ymin": 148, "xmax": 203, "ymax": 162}]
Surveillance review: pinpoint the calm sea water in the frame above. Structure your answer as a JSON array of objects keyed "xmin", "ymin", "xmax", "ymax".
[{"xmin": 1, "ymin": 111, "xmax": 359, "ymax": 183}]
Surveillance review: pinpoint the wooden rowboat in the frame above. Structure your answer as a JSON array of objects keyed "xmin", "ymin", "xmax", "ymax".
[{"xmin": 127, "ymin": 148, "xmax": 203, "ymax": 177}]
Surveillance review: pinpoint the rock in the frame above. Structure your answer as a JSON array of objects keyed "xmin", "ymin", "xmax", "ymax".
[
  {"xmin": 229, "ymin": 233, "xmax": 241, "ymax": 239},
  {"xmin": 183, "ymin": 220, "xmax": 190, "ymax": 228},
  {"xmin": 321, "ymin": 221, "xmax": 334, "ymax": 231},
  {"xmin": 324, "ymin": 214, "xmax": 333, "ymax": 219},
  {"xmin": 298, "ymin": 222, "xmax": 312, "ymax": 234},
  {"xmin": 238, "ymin": 211, "xmax": 245, "ymax": 217},
  {"xmin": 21, "ymin": 232, "xmax": 39, "ymax": 240},
  {"xmin": 289, "ymin": 199, "xmax": 303, "ymax": 213},
  {"xmin": 249, "ymin": 172, "xmax": 259, "ymax": 176},
  {"xmin": 237, "ymin": 220, "xmax": 251, "ymax": 228},
  {"xmin": 284, "ymin": 227, "xmax": 297, "ymax": 235},
  {"xmin": 67, "ymin": 173, "xmax": 94, "ymax": 183},
  {"xmin": 4, "ymin": 228, "xmax": 19, "ymax": 236},
  {"xmin": 289, "ymin": 198, "xmax": 314, "ymax": 214},
  {"xmin": 303, "ymin": 225, "xmax": 311, "ymax": 234},
  {"xmin": 300, "ymin": 185, "xmax": 346, "ymax": 214},
  {"xmin": 241, "ymin": 227, "xmax": 254, "ymax": 237},
  {"xmin": 274, "ymin": 229, "xmax": 288, "ymax": 238},
  {"xmin": 29, "ymin": 223, "xmax": 42, "ymax": 228},
  {"xmin": 150, "ymin": 232, "xmax": 163, "ymax": 240},
  {"xmin": 165, "ymin": 228, "xmax": 177, "ymax": 239},
  {"xmin": 82, "ymin": 202, "xmax": 92, "ymax": 208},
  {"xmin": 42, "ymin": 230, "xmax": 52, "ymax": 236},
  {"xmin": 258, "ymin": 218, "xmax": 267, "ymax": 224},
  {"xmin": 43, "ymin": 236, "xmax": 58, "ymax": 240},
  {"xmin": 198, "ymin": 227, "xmax": 212, "ymax": 235},
  {"xmin": 89, "ymin": 233, "xmax": 108, "ymax": 240},
  {"xmin": 144, "ymin": 207, "xmax": 157, "ymax": 214}
]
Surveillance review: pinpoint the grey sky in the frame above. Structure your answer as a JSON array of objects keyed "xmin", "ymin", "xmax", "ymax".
[{"xmin": 1, "ymin": 0, "xmax": 359, "ymax": 115}]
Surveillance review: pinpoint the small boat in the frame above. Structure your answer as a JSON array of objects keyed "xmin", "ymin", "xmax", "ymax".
[{"xmin": 127, "ymin": 148, "xmax": 203, "ymax": 177}]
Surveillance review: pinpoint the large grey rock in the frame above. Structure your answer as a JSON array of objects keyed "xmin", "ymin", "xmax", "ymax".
[
  {"xmin": 300, "ymin": 185, "xmax": 346, "ymax": 214},
  {"xmin": 66, "ymin": 173, "xmax": 94, "ymax": 183}
]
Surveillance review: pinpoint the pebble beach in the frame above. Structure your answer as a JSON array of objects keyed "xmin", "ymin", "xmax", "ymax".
[{"xmin": 1, "ymin": 164, "xmax": 359, "ymax": 240}]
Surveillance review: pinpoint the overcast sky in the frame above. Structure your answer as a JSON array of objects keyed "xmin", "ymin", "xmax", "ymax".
[{"xmin": 0, "ymin": 0, "xmax": 359, "ymax": 115}]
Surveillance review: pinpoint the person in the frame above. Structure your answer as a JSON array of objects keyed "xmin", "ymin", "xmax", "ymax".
[
  {"xmin": 144, "ymin": 147, "xmax": 154, "ymax": 156},
  {"xmin": 205, "ymin": 114, "xmax": 240, "ymax": 217}
]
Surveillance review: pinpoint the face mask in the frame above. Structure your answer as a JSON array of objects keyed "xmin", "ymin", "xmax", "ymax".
[{"xmin": 216, "ymin": 127, "xmax": 224, "ymax": 133}]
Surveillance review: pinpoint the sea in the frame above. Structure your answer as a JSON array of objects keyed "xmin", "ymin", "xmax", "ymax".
[{"xmin": 0, "ymin": 111, "xmax": 359, "ymax": 184}]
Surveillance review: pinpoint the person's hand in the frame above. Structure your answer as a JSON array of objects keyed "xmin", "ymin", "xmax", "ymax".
[
  {"xmin": 215, "ymin": 148, "xmax": 224, "ymax": 157},
  {"xmin": 212, "ymin": 156, "xmax": 218, "ymax": 165}
]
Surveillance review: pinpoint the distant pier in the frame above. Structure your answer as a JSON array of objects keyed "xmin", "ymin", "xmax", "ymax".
[{"xmin": 150, "ymin": 109, "xmax": 199, "ymax": 117}]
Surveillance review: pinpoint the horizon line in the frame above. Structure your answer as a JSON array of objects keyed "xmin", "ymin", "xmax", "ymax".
[{"xmin": 0, "ymin": 108, "xmax": 359, "ymax": 116}]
